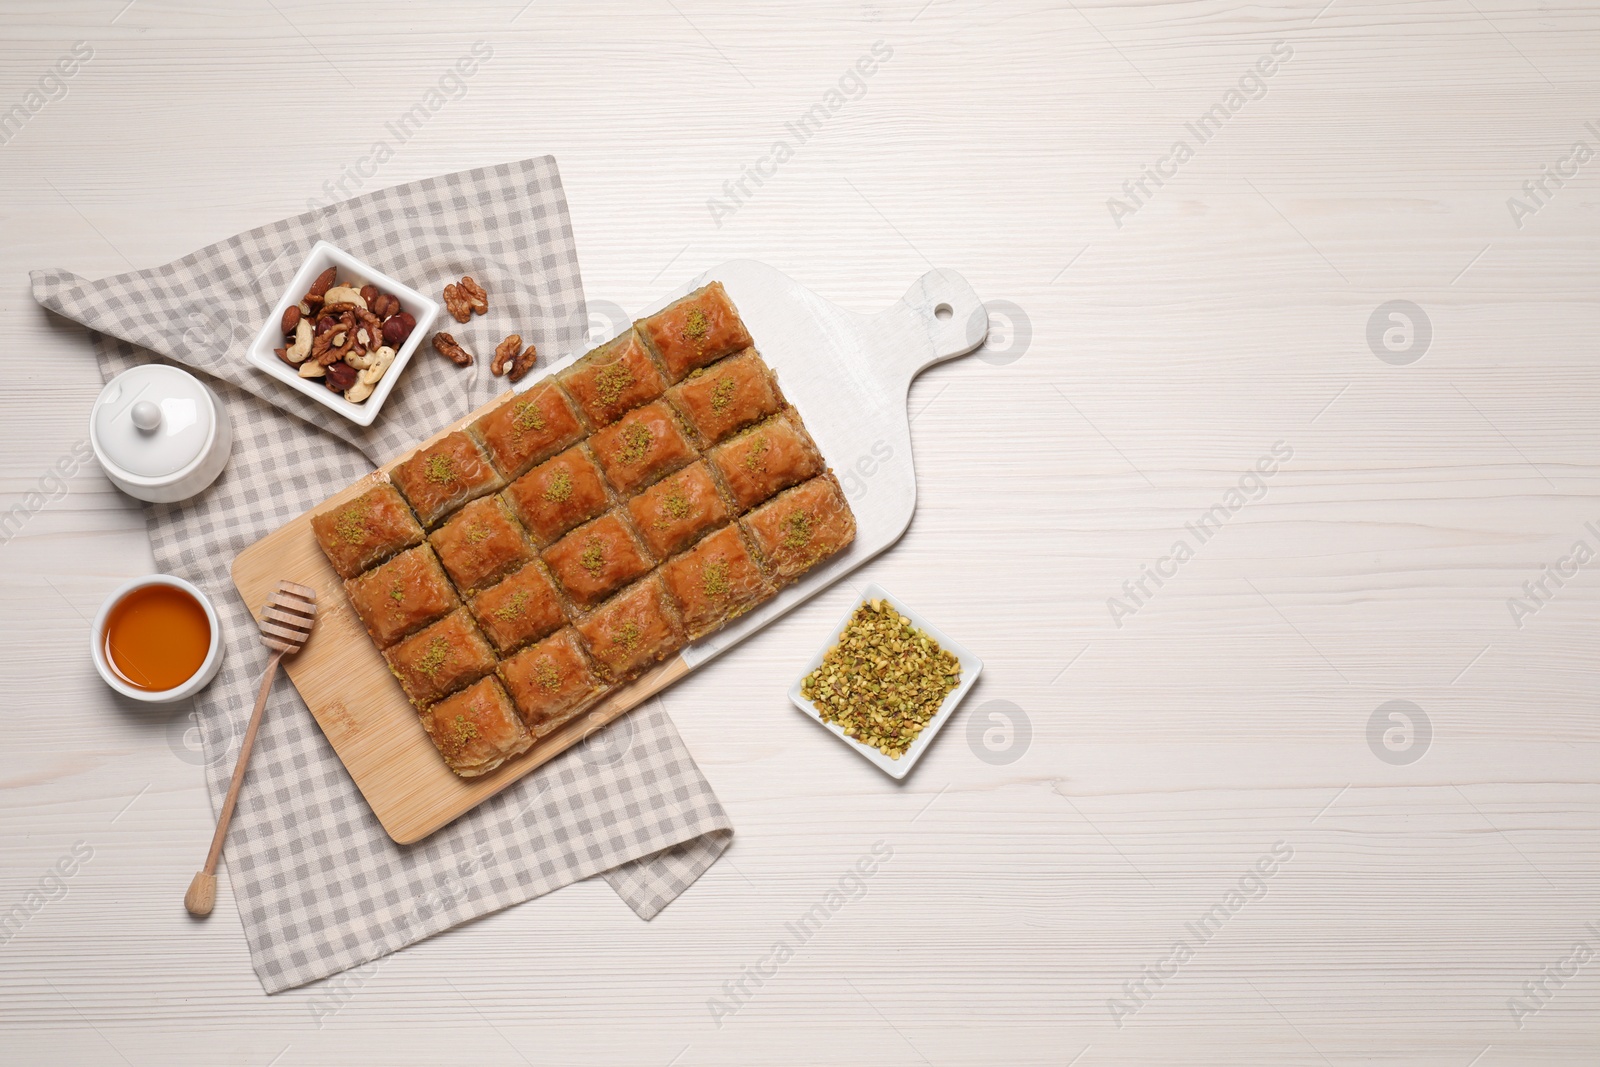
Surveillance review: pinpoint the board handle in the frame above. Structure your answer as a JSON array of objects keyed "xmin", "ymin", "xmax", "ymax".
[{"xmin": 866, "ymin": 269, "xmax": 989, "ymax": 396}]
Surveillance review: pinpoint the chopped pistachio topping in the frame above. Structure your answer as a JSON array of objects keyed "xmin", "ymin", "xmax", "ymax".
[
  {"xmin": 416, "ymin": 636, "xmax": 452, "ymax": 677},
  {"xmin": 613, "ymin": 619, "xmax": 642, "ymax": 652},
  {"xmin": 388, "ymin": 583, "xmax": 405, "ymax": 604},
  {"xmin": 709, "ymin": 375, "xmax": 737, "ymax": 415},
  {"xmin": 660, "ymin": 489, "xmax": 690, "ymax": 521},
  {"xmin": 424, "ymin": 452, "xmax": 456, "ymax": 485},
  {"xmin": 542, "ymin": 468, "xmax": 573, "ymax": 503},
  {"xmin": 512, "ymin": 399, "xmax": 546, "ymax": 434},
  {"xmin": 333, "ymin": 503, "xmax": 369, "ymax": 544},
  {"xmin": 617, "ymin": 422, "xmax": 653, "ymax": 465},
  {"xmin": 595, "ymin": 361, "xmax": 634, "ymax": 406},
  {"xmin": 579, "ymin": 536, "xmax": 606, "ymax": 576},
  {"xmin": 742, "ymin": 434, "xmax": 769, "ymax": 473},
  {"xmin": 534, "ymin": 658, "xmax": 561, "ymax": 692},
  {"xmin": 781, "ymin": 510, "xmax": 812, "ymax": 550},
  {"xmin": 799, "ymin": 599, "xmax": 961, "ymax": 760},
  {"xmin": 493, "ymin": 589, "xmax": 531, "ymax": 621},
  {"xmin": 681, "ymin": 307, "xmax": 710, "ymax": 346},
  {"xmin": 702, "ymin": 557, "xmax": 730, "ymax": 598},
  {"xmin": 448, "ymin": 712, "xmax": 479, "ymax": 748},
  {"xmin": 464, "ymin": 520, "xmax": 494, "ymax": 545}
]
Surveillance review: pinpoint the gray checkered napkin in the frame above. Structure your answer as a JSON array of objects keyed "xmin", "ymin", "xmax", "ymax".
[{"xmin": 30, "ymin": 156, "xmax": 732, "ymax": 994}]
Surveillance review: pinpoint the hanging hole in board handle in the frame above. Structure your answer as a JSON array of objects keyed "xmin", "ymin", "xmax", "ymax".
[{"xmin": 891, "ymin": 269, "xmax": 988, "ymax": 374}]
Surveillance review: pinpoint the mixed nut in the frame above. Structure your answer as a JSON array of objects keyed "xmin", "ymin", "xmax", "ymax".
[
  {"xmin": 429, "ymin": 275, "xmax": 538, "ymax": 382},
  {"xmin": 274, "ymin": 266, "xmax": 416, "ymax": 404},
  {"xmin": 800, "ymin": 599, "xmax": 962, "ymax": 760}
]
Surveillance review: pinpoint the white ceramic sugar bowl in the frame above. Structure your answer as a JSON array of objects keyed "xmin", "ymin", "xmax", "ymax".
[{"xmin": 90, "ymin": 364, "xmax": 233, "ymax": 503}]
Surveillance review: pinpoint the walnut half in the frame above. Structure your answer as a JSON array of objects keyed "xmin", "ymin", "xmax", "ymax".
[{"xmin": 431, "ymin": 331, "xmax": 472, "ymax": 366}]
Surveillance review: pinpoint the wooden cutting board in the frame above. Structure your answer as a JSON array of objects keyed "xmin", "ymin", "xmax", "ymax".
[{"xmin": 231, "ymin": 260, "xmax": 987, "ymax": 843}]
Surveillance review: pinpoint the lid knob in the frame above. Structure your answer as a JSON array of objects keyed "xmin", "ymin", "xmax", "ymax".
[{"xmin": 131, "ymin": 401, "xmax": 162, "ymax": 432}]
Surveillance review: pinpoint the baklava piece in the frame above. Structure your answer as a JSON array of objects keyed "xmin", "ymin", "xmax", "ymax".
[
  {"xmin": 501, "ymin": 444, "xmax": 610, "ymax": 547},
  {"xmin": 667, "ymin": 349, "xmax": 782, "ymax": 446},
  {"xmin": 429, "ymin": 495, "xmax": 535, "ymax": 595},
  {"xmin": 574, "ymin": 575, "xmax": 686, "ymax": 681},
  {"xmin": 344, "ymin": 544, "xmax": 460, "ymax": 648},
  {"xmin": 383, "ymin": 608, "xmax": 497, "ymax": 709},
  {"xmin": 626, "ymin": 461, "xmax": 730, "ymax": 559},
  {"xmin": 390, "ymin": 431, "xmax": 506, "ymax": 528},
  {"xmin": 590, "ymin": 401, "xmax": 697, "ymax": 497},
  {"xmin": 310, "ymin": 482, "xmax": 424, "ymax": 579},
  {"xmin": 660, "ymin": 524, "xmax": 770, "ymax": 638},
  {"xmin": 558, "ymin": 330, "xmax": 667, "ymax": 429},
  {"xmin": 420, "ymin": 677, "xmax": 532, "ymax": 778},
  {"xmin": 499, "ymin": 627, "xmax": 607, "ymax": 736},
  {"xmin": 709, "ymin": 409, "xmax": 825, "ymax": 512},
  {"xmin": 470, "ymin": 378, "xmax": 585, "ymax": 480},
  {"xmin": 541, "ymin": 512, "xmax": 654, "ymax": 610},
  {"xmin": 636, "ymin": 281, "xmax": 753, "ymax": 382},
  {"xmin": 468, "ymin": 561, "xmax": 567, "ymax": 654},
  {"xmin": 742, "ymin": 475, "xmax": 856, "ymax": 582}
]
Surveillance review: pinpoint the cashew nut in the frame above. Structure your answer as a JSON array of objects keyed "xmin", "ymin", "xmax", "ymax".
[
  {"xmin": 299, "ymin": 359, "xmax": 326, "ymax": 378},
  {"xmin": 366, "ymin": 346, "xmax": 396, "ymax": 381},
  {"xmin": 285, "ymin": 318, "xmax": 312, "ymax": 363},
  {"xmin": 343, "ymin": 346, "xmax": 395, "ymax": 402},
  {"xmin": 322, "ymin": 286, "xmax": 367, "ymax": 310}
]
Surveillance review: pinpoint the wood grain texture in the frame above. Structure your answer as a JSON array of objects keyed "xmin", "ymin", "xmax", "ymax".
[{"xmin": 2, "ymin": 0, "xmax": 1600, "ymax": 1064}]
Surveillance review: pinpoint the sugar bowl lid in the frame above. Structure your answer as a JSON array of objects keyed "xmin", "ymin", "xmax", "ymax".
[{"xmin": 92, "ymin": 364, "xmax": 219, "ymax": 481}]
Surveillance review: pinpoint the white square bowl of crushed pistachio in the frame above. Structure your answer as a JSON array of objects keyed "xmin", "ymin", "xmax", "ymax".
[{"xmin": 788, "ymin": 584, "xmax": 982, "ymax": 780}]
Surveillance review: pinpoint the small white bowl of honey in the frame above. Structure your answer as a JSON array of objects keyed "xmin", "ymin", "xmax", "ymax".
[{"xmin": 91, "ymin": 575, "xmax": 222, "ymax": 703}]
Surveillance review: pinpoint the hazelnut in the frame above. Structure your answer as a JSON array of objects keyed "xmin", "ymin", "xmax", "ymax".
[
  {"xmin": 324, "ymin": 360, "xmax": 358, "ymax": 392},
  {"xmin": 382, "ymin": 311, "xmax": 416, "ymax": 347},
  {"xmin": 373, "ymin": 293, "xmax": 400, "ymax": 320},
  {"xmin": 360, "ymin": 284, "xmax": 379, "ymax": 307}
]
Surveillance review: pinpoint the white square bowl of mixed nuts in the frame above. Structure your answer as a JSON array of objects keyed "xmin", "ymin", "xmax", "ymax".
[
  {"xmin": 245, "ymin": 241, "xmax": 439, "ymax": 427},
  {"xmin": 789, "ymin": 584, "xmax": 982, "ymax": 780}
]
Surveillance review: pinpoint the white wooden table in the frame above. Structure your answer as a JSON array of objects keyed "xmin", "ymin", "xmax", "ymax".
[{"xmin": 3, "ymin": 2, "xmax": 1597, "ymax": 1063}]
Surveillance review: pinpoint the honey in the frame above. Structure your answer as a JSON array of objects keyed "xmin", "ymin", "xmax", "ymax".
[{"xmin": 103, "ymin": 583, "xmax": 211, "ymax": 692}]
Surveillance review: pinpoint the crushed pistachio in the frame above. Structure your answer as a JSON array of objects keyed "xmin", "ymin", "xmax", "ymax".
[
  {"xmin": 464, "ymin": 521, "xmax": 495, "ymax": 545},
  {"xmin": 448, "ymin": 712, "xmax": 479, "ymax": 748},
  {"xmin": 781, "ymin": 510, "xmax": 813, "ymax": 550},
  {"xmin": 388, "ymin": 583, "xmax": 406, "ymax": 604},
  {"xmin": 742, "ymin": 434, "xmax": 769, "ymax": 473},
  {"xmin": 613, "ymin": 619, "xmax": 642, "ymax": 652},
  {"xmin": 494, "ymin": 589, "xmax": 531, "ymax": 621},
  {"xmin": 617, "ymin": 422, "xmax": 653, "ymax": 465},
  {"xmin": 595, "ymin": 361, "xmax": 634, "ymax": 406},
  {"xmin": 702, "ymin": 557, "xmax": 730, "ymax": 598},
  {"xmin": 424, "ymin": 452, "xmax": 456, "ymax": 485},
  {"xmin": 416, "ymin": 636, "xmax": 452, "ymax": 677},
  {"xmin": 542, "ymin": 467, "xmax": 573, "ymax": 503},
  {"xmin": 512, "ymin": 399, "xmax": 546, "ymax": 434},
  {"xmin": 654, "ymin": 488, "xmax": 690, "ymax": 528},
  {"xmin": 579, "ymin": 536, "xmax": 606, "ymax": 576},
  {"xmin": 534, "ymin": 658, "xmax": 561, "ymax": 692},
  {"xmin": 800, "ymin": 599, "xmax": 961, "ymax": 760},
  {"xmin": 709, "ymin": 375, "xmax": 737, "ymax": 414},
  {"xmin": 333, "ymin": 503, "xmax": 369, "ymax": 544},
  {"xmin": 681, "ymin": 307, "xmax": 710, "ymax": 346}
]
